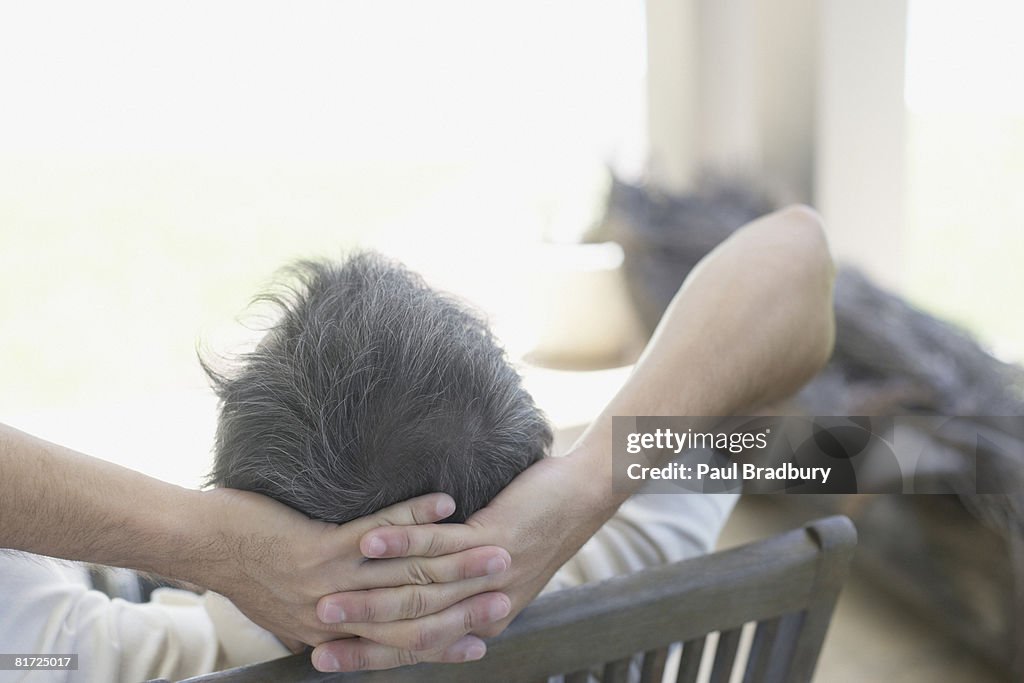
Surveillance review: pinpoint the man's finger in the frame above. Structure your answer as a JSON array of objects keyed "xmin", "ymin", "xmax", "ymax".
[
  {"xmin": 355, "ymin": 493, "xmax": 457, "ymax": 534},
  {"xmin": 360, "ymin": 522, "xmax": 484, "ymax": 559},
  {"xmin": 319, "ymin": 557, "xmax": 509, "ymax": 624},
  {"xmin": 348, "ymin": 545, "xmax": 510, "ymax": 593},
  {"xmin": 312, "ymin": 635, "xmax": 487, "ymax": 673},
  {"xmin": 341, "ymin": 592, "xmax": 511, "ymax": 653}
]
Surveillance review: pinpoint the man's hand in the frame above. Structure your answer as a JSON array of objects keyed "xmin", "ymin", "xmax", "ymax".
[
  {"xmin": 192, "ymin": 488, "xmax": 514, "ymax": 661},
  {"xmin": 310, "ymin": 454, "xmax": 605, "ymax": 671}
]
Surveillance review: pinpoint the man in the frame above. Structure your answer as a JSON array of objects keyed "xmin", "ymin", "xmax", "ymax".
[
  {"xmin": 2, "ymin": 248, "xmax": 739, "ymax": 681},
  {"xmin": 0, "ymin": 205, "xmax": 834, "ymax": 678}
]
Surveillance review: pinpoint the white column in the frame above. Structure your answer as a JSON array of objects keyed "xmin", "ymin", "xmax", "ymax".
[
  {"xmin": 645, "ymin": 0, "xmax": 700, "ymax": 192},
  {"xmin": 816, "ymin": 0, "xmax": 909, "ymax": 291},
  {"xmin": 695, "ymin": 0, "xmax": 760, "ymax": 174},
  {"xmin": 754, "ymin": 0, "xmax": 819, "ymax": 203},
  {"xmin": 645, "ymin": 0, "xmax": 819, "ymax": 201}
]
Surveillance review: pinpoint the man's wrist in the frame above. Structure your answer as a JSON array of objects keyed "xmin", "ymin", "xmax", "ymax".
[
  {"xmin": 562, "ymin": 430, "xmax": 628, "ymax": 525},
  {"xmin": 150, "ymin": 487, "xmax": 230, "ymax": 590}
]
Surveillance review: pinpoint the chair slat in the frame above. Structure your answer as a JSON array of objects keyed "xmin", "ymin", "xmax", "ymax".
[
  {"xmin": 709, "ymin": 628, "xmax": 742, "ymax": 683},
  {"xmin": 759, "ymin": 611, "xmax": 806, "ymax": 683},
  {"xmin": 743, "ymin": 617, "xmax": 782, "ymax": 683},
  {"xmin": 675, "ymin": 635, "xmax": 706, "ymax": 683},
  {"xmin": 602, "ymin": 657, "xmax": 632, "ymax": 683},
  {"xmin": 640, "ymin": 647, "xmax": 669, "ymax": 683}
]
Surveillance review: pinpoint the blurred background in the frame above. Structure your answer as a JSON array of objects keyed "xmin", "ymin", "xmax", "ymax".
[{"xmin": 1, "ymin": 1, "xmax": 1022, "ymax": 680}]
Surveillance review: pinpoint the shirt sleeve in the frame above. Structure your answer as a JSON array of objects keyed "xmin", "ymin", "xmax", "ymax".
[
  {"xmin": 0, "ymin": 553, "xmax": 286, "ymax": 683},
  {"xmin": 543, "ymin": 491, "xmax": 739, "ymax": 594}
]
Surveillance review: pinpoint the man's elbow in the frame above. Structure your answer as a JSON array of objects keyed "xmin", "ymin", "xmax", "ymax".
[
  {"xmin": 774, "ymin": 204, "xmax": 833, "ymax": 271},
  {"xmin": 776, "ymin": 204, "xmax": 837, "ymax": 376}
]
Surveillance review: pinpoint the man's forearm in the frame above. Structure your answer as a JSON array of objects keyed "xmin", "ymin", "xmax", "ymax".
[
  {"xmin": 0, "ymin": 423, "xmax": 215, "ymax": 582},
  {"xmin": 571, "ymin": 205, "xmax": 836, "ymax": 510}
]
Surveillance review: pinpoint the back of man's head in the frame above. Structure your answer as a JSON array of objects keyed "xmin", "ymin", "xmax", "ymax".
[{"xmin": 204, "ymin": 252, "xmax": 551, "ymax": 524}]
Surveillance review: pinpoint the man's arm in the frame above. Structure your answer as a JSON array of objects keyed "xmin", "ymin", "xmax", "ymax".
[
  {"xmin": 311, "ymin": 205, "xmax": 836, "ymax": 671},
  {"xmin": 0, "ymin": 423, "xmax": 512, "ymax": 658}
]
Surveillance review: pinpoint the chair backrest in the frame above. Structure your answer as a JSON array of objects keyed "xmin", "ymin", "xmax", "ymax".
[{"xmin": 172, "ymin": 515, "xmax": 856, "ymax": 683}]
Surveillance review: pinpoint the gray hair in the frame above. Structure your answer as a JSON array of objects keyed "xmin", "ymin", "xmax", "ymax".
[{"xmin": 203, "ymin": 252, "xmax": 551, "ymax": 524}]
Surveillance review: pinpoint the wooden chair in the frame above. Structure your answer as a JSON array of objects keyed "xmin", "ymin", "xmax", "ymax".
[{"xmin": 160, "ymin": 515, "xmax": 856, "ymax": 683}]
